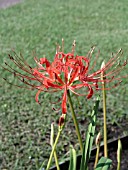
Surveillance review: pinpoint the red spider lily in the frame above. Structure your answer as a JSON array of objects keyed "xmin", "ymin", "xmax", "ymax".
[{"xmin": 3, "ymin": 43, "xmax": 127, "ymax": 114}]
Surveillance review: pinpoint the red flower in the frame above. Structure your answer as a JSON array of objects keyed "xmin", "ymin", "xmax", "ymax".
[{"xmin": 3, "ymin": 43, "xmax": 127, "ymax": 114}]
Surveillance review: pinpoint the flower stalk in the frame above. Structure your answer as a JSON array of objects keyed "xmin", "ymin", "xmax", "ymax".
[
  {"xmin": 45, "ymin": 114, "xmax": 65, "ymax": 170},
  {"xmin": 50, "ymin": 123, "xmax": 60, "ymax": 170},
  {"xmin": 101, "ymin": 61, "xmax": 108, "ymax": 157},
  {"xmin": 67, "ymin": 90, "xmax": 83, "ymax": 152},
  {"xmin": 46, "ymin": 127, "xmax": 62, "ymax": 170},
  {"xmin": 117, "ymin": 139, "xmax": 122, "ymax": 170}
]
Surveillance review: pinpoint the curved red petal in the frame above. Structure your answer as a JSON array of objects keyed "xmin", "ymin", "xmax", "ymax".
[
  {"xmin": 40, "ymin": 58, "xmax": 51, "ymax": 67},
  {"xmin": 62, "ymin": 89, "xmax": 67, "ymax": 114},
  {"xmin": 35, "ymin": 90, "xmax": 42, "ymax": 104},
  {"xmin": 68, "ymin": 66, "xmax": 80, "ymax": 85},
  {"xmin": 86, "ymin": 85, "xmax": 93, "ymax": 99}
]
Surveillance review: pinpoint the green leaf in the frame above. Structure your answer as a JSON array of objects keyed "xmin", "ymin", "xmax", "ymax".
[
  {"xmin": 68, "ymin": 146, "xmax": 77, "ymax": 170},
  {"xmin": 80, "ymin": 97, "xmax": 100, "ymax": 170},
  {"xmin": 95, "ymin": 157, "xmax": 112, "ymax": 170}
]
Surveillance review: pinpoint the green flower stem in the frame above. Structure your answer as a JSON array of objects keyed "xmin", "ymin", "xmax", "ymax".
[
  {"xmin": 94, "ymin": 132, "xmax": 101, "ymax": 168},
  {"xmin": 117, "ymin": 161, "xmax": 121, "ymax": 170},
  {"xmin": 101, "ymin": 61, "xmax": 108, "ymax": 157},
  {"xmin": 102, "ymin": 83, "xmax": 108, "ymax": 157},
  {"xmin": 117, "ymin": 139, "xmax": 122, "ymax": 170},
  {"xmin": 50, "ymin": 123, "xmax": 60, "ymax": 170},
  {"xmin": 53, "ymin": 151, "xmax": 60, "ymax": 170},
  {"xmin": 67, "ymin": 90, "xmax": 83, "ymax": 152},
  {"xmin": 94, "ymin": 143, "xmax": 100, "ymax": 168},
  {"xmin": 46, "ymin": 128, "xmax": 62, "ymax": 170}
]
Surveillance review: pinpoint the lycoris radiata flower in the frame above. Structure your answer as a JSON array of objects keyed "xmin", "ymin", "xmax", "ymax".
[{"xmin": 3, "ymin": 40, "xmax": 127, "ymax": 114}]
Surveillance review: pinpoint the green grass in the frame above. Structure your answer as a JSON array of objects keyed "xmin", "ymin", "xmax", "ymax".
[{"xmin": 0, "ymin": 0, "xmax": 128, "ymax": 169}]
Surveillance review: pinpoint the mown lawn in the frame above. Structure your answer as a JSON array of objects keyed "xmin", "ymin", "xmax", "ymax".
[{"xmin": 0, "ymin": 0, "xmax": 128, "ymax": 169}]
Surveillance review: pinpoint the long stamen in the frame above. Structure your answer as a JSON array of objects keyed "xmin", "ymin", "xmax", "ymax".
[
  {"xmin": 72, "ymin": 40, "xmax": 76, "ymax": 55},
  {"xmin": 88, "ymin": 49, "xmax": 100, "ymax": 72},
  {"xmin": 62, "ymin": 38, "xmax": 64, "ymax": 53}
]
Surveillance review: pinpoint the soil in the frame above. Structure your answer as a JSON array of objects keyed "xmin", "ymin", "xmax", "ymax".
[{"xmin": 0, "ymin": 0, "xmax": 22, "ymax": 9}]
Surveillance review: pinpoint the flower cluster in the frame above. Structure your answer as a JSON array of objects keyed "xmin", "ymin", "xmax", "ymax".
[{"xmin": 3, "ymin": 41, "xmax": 127, "ymax": 114}]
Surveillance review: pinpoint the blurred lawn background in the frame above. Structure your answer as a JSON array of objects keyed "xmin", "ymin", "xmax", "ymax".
[{"xmin": 0, "ymin": 0, "xmax": 128, "ymax": 169}]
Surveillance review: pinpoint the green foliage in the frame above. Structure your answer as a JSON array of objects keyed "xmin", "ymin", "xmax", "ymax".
[
  {"xmin": 95, "ymin": 157, "xmax": 112, "ymax": 170},
  {"xmin": 68, "ymin": 97, "xmax": 100, "ymax": 170},
  {"xmin": 67, "ymin": 98, "xmax": 112, "ymax": 170},
  {"xmin": 80, "ymin": 97, "xmax": 100, "ymax": 170}
]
